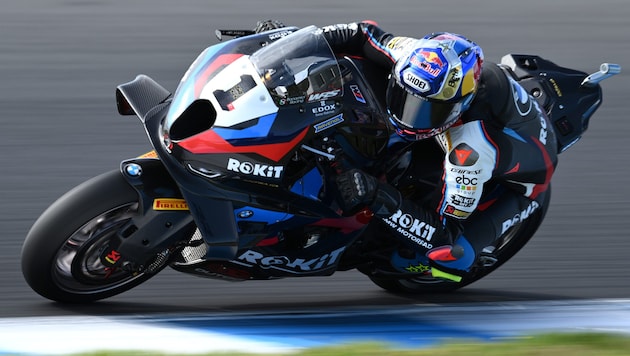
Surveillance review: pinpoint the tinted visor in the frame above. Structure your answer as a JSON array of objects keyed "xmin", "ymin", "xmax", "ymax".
[{"xmin": 386, "ymin": 77, "xmax": 457, "ymax": 133}]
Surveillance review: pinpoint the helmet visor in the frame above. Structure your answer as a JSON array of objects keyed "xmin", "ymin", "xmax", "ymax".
[{"xmin": 386, "ymin": 77, "xmax": 457, "ymax": 134}]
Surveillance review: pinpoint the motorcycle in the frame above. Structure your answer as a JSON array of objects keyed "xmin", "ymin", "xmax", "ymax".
[{"xmin": 21, "ymin": 25, "xmax": 620, "ymax": 303}]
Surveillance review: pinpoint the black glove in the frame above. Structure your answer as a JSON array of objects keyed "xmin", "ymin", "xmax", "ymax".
[
  {"xmin": 335, "ymin": 169, "xmax": 401, "ymax": 216},
  {"xmin": 253, "ymin": 20, "xmax": 286, "ymax": 33}
]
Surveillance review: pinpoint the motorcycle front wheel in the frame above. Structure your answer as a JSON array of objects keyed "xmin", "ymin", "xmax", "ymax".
[{"xmin": 21, "ymin": 170, "xmax": 160, "ymax": 303}]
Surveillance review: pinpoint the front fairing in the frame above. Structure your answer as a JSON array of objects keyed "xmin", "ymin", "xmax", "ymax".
[
  {"xmin": 163, "ymin": 25, "xmax": 342, "ymax": 152},
  {"xmin": 141, "ymin": 28, "xmax": 351, "ymax": 261},
  {"xmin": 152, "ymin": 26, "xmax": 348, "ymax": 215}
]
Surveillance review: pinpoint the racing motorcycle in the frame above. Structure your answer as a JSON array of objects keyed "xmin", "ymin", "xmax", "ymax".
[{"xmin": 21, "ymin": 25, "xmax": 620, "ymax": 303}]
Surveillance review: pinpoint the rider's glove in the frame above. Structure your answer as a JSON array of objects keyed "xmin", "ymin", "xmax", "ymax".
[
  {"xmin": 335, "ymin": 169, "xmax": 401, "ymax": 216},
  {"xmin": 253, "ymin": 20, "xmax": 286, "ymax": 33}
]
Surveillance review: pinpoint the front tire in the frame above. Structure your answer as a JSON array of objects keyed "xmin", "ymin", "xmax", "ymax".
[{"xmin": 21, "ymin": 170, "xmax": 158, "ymax": 303}]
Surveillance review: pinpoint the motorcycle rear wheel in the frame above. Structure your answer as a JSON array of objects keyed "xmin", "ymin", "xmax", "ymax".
[
  {"xmin": 21, "ymin": 170, "xmax": 159, "ymax": 303},
  {"xmin": 368, "ymin": 204, "xmax": 545, "ymax": 294}
]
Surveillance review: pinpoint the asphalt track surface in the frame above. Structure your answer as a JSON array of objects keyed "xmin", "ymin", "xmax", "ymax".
[{"xmin": 2, "ymin": 0, "xmax": 629, "ymax": 319}]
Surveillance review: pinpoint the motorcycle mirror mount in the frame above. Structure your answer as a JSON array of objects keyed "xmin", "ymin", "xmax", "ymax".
[{"xmin": 581, "ymin": 63, "xmax": 621, "ymax": 87}]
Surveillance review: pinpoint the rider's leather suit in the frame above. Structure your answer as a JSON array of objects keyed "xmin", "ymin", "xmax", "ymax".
[{"xmin": 322, "ymin": 22, "xmax": 558, "ymax": 273}]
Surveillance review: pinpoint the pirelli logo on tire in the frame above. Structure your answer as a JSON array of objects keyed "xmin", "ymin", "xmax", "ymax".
[{"xmin": 153, "ymin": 198, "xmax": 189, "ymax": 211}]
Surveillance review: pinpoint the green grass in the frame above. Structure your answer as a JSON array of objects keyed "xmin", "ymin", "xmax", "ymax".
[{"xmin": 74, "ymin": 332, "xmax": 630, "ymax": 356}]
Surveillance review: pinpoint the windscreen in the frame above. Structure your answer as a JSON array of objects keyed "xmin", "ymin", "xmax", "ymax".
[{"xmin": 251, "ymin": 25, "xmax": 343, "ymax": 106}]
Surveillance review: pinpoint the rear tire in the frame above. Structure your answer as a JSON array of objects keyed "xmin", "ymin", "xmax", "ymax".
[{"xmin": 21, "ymin": 170, "xmax": 159, "ymax": 303}]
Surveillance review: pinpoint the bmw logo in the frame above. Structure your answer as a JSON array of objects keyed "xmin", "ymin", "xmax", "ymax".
[
  {"xmin": 237, "ymin": 210, "xmax": 254, "ymax": 218},
  {"xmin": 124, "ymin": 163, "xmax": 142, "ymax": 177}
]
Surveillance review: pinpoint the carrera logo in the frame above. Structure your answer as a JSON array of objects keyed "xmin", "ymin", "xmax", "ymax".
[
  {"xmin": 153, "ymin": 198, "xmax": 189, "ymax": 211},
  {"xmin": 226, "ymin": 158, "xmax": 284, "ymax": 179}
]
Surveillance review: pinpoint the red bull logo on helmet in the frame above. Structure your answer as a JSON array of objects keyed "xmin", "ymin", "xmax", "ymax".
[{"xmin": 409, "ymin": 49, "xmax": 446, "ymax": 77}]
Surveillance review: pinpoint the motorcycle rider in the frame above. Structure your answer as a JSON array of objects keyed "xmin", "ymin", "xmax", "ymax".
[{"xmin": 256, "ymin": 21, "xmax": 559, "ymax": 281}]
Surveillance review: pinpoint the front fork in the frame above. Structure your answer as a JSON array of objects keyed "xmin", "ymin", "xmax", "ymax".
[{"xmin": 99, "ymin": 157, "xmax": 195, "ymax": 273}]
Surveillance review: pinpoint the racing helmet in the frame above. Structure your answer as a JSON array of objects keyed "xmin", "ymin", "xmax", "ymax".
[{"xmin": 386, "ymin": 32, "xmax": 484, "ymax": 140}]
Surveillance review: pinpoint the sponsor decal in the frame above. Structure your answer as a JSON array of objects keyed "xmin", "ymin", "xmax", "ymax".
[
  {"xmin": 548, "ymin": 78, "xmax": 563, "ymax": 97},
  {"xmin": 403, "ymin": 70, "xmax": 430, "ymax": 92},
  {"xmin": 314, "ymin": 113, "xmax": 344, "ymax": 133},
  {"xmin": 226, "ymin": 158, "xmax": 284, "ymax": 179},
  {"xmin": 509, "ymin": 78, "xmax": 532, "ymax": 116},
  {"xmin": 153, "ymin": 198, "xmax": 189, "ymax": 211},
  {"xmin": 539, "ymin": 115, "xmax": 548, "ymax": 145},
  {"xmin": 236, "ymin": 246, "xmax": 346, "ymax": 273},
  {"xmin": 409, "ymin": 49, "xmax": 445, "ymax": 77},
  {"xmin": 237, "ymin": 210, "xmax": 254, "ymax": 218},
  {"xmin": 405, "ymin": 263, "xmax": 431, "ymax": 273},
  {"xmin": 320, "ymin": 23, "xmax": 358, "ymax": 34},
  {"xmin": 383, "ymin": 209, "xmax": 437, "ymax": 249},
  {"xmin": 450, "ymin": 167, "xmax": 482, "ymax": 175},
  {"xmin": 450, "ymin": 194, "xmax": 476, "ymax": 208},
  {"xmin": 446, "ymin": 67, "xmax": 461, "ymax": 88},
  {"xmin": 277, "ymin": 95, "xmax": 306, "ymax": 106},
  {"xmin": 436, "ymin": 131, "xmax": 452, "ymax": 151},
  {"xmin": 455, "ymin": 174, "xmax": 478, "ymax": 185},
  {"xmin": 386, "ymin": 36, "xmax": 414, "ymax": 51},
  {"xmin": 124, "ymin": 163, "xmax": 142, "ymax": 177},
  {"xmin": 311, "ymin": 100, "xmax": 337, "ymax": 117},
  {"xmin": 308, "ymin": 89, "xmax": 341, "ymax": 102},
  {"xmin": 138, "ymin": 150, "xmax": 158, "ymax": 159},
  {"xmin": 268, "ymin": 30, "xmax": 292, "ymax": 41},
  {"xmin": 350, "ymin": 84, "xmax": 366, "ymax": 103},
  {"xmin": 104, "ymin": 249, "xmax": 121, "ymax": 265},
  {"xmin": 419, "ymin": 50, "xmax": 444, "ymax": 68},
  {"xmin": 449, "ymin": 143, "xmax": 479, "ymax": 166},
  {"xmin": 444, "ymin": 204, "xmax": 470, "ymax": 218},
  {"xmin": 501, "ymin": 200, "xmax": 540, "ymax": 234},
  {"xmin": 386, "ymin": 37, "xmax": 403, "ymax": 50},
  {"xmin": 456, "ymin": 184, "xmax": 477, "ymax": 192}
]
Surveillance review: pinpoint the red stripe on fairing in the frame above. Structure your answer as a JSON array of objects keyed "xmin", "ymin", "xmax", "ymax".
[
  {"xmin": 194, "ymin": 53, "xmax": 244, "ymax": 97},
  {"xmin": 178, "ymin": 127, "xmax": 309, "ymax": 162},
  {"xmin": 529, "ymin": 137, "xmax": 554, "ymax": 199}
]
